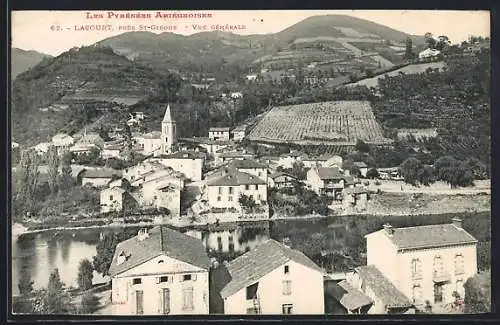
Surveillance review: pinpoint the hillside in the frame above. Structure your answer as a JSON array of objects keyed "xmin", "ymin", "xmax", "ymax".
[
  {"xmin": 96, "ymin": 15, "xmax": 425, "ymax": 73},
  {"xmin": 12, "ymin": 45, "xmax": 164, "ymax": 145},
  {"xmin": 11, "ymin": 48, "xmax": 52, "ymax": 79}
]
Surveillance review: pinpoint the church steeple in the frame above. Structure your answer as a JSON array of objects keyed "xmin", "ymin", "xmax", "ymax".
[
  {"xmin": 161, "ymin": 104, "xmax": 177, "ymax": 154},
  {"xmin": 163, "ymin": 104, "xmax": 174, "ymax": 123}
]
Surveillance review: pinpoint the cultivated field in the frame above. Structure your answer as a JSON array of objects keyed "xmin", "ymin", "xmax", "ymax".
[
  {"xmin": 247, "ymin": 100, "xmax": 392, "ymax": 146},
  {"xmin": 347, "ymin": 61, "xmax": 448, "ymax": 88}
]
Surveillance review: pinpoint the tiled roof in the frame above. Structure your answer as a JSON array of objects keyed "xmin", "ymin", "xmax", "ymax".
[
  {"xmin": 373, "ymin": 223, "xmax": 478, "ymax": 250},
  {"xmin": 82, "ymin": 168, "xmax": 122, "ymax": 179},
  {"xmin": 316, "ymin": 167, "xmax": 344, "ymax": 180},
  {"xmin": 108, "ymin": 226, "xmax": 210, "ymax": 277},
  {"xmin": 209, "ymin": 127, "xmax": 231, "ymax": 132},
  {"xmin": 207, "ymin": 169, "xmax": 266, "ymax": 187},
  {"xmin": 220, "ymin": 239, "xmax": 323, "ymax": 298},
  {"xmin": 355, "ymin": 265, "xmax": 412, "ymax": 309},
  {"xmin": 226, "ymin": 158, "xmax": 267, "ymax": 169},
  {"xmin": 269, "ymin": 172, "xmax": 297, "ymax": 180},
  {"xmin": 159, "ymin": 150, "xmax": 205, "ymax": 159},
  {"xmin": 326, "ymin": 280, "xmax": 373, "ymax": 311},
  {"xmin": 233, "ymin": 125, "xmax": 247, "ymax": 132},
  {"xmin": 219, "ymin": 152, "xmax": 253, "ymax": 158}
]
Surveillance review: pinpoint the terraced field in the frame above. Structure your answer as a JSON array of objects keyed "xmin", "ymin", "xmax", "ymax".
[{"xmin": 247, "ymin": 101, "xmax": 392, "ymax": 146}]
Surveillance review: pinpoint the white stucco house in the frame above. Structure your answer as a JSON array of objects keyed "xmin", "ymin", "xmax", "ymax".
[
  {"xmin": 364, "ymin": 218, "xmax": 478, "ymax": 309},
  {"xmin": 80, "ymin": 168, "xmax": 122, "ymax": 188},
  {"xmin": 216, "ymin": 239, "xmax": 325, "ymax": 314},
  {"xmin": 100, "ymin": 186, "xmax": 127, "ymax": 213},
  {"xmin": 150, "ymin": 151, "xmax": 205, "ymax": 182},
  {"xmin": 52, "ymin": 133, "xmax": 74, "ymax": 148},
  {"xmin": 109, "ymin": 227, "xmax": 211, "ymax": 315},
  {"xmin": 209, "ymin": 127, "xmax": 231, "ymax": 141},
  {"xmin": 306, "ymin": 167, "xmax": 345, "ymax": 199}
]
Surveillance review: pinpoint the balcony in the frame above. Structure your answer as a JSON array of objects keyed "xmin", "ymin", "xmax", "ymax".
[{"xmin": 432, "ymin": 271, "xmax": 451, "ymax": 283}]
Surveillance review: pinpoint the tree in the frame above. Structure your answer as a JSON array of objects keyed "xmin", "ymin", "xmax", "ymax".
[
  {"xmin": 14, "ymin": 149, "xmax": 40, "ymax": 218},
  {"xmin": 405, "ymin": 36, "xmax": 413, "ymax": 60},
  {"xmin": 417, "ymin": 165, "xmax": 435, "ymax": 186},
  {"xmin": 46, "ymin": 146, "xmax": 60, "ymax": 194},
  {"xmin": 424, "ymin": 32, "xmax": 437, "ymax": 49},
  {"xmin": 464, "ymin": 270, "xmax": 491, "ymax": 313},
  {"xmin": 366, "ymin": 168, "xmax": 380, "ymax": 179},
  {"xmin": 400, "ymin": 157, "xmax": 423, "ymax": 185},
  {"xmin": 92, "ymin": 233, "xmax": 119, "ymax": 276},
  {"xmin": 238, "ymin": 194, "xmax": 257, "ymax": 211},
  {"xmin": 77, "ymin": 259, "xmax": 94, "ymax": 291},
  {"xmin": 290, "ymin": 161, "xmax": 307, "ymax": 180},
  {"xmin": 14, "ymin": 270, "xmax": 35, "ymax": 314},
  {"xmin": 355, "ymin": 139, "xmax": 370, "ymax": 153},
  {"xmin": 45, "ymin": 268, "xmax": 73, "ymax": 314},
  {"xmin": 78, "ymin": 292, "xmax": 100, "ymax": 314}
]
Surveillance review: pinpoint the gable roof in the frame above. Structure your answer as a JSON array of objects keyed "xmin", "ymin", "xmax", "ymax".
[
  {"xmin": 220, "ymin": 239, "xmax": 323, "ymax": 298},
  {"xmin": 327, "ymin": 280, "xmax": 373, "ymax": 311},
  {"xmin": 142, "ymin": 131, "xmax": 162, "ymax": 139},
  {"xmin": 355, "ymin": 265, "xmax": 412, "ymax": 309},
  {"xmin": 108, "ymin": 226, "xmax": 210, "ymax": 277},
  {"xmin": 163, "ymin": 104, "xmax": 174, "ymax": 123},
  {"xmin": 370, "ymin": 223, "xmax": 478, "ymax": 251},
  {"xmin": 353, "ymin": 161, "xmax": 368, "ymax": 168},
  {"xmin": 102, "ymin": 186, "xmax": 126, "ymax": 195},
  {"xmin": 207, "ymin": 169, "xmax": 266, "ymax": 187},
  {"xmin": 226, "ymin": 158, "xmax": 267, "ymax": 169},
  {"xmin": 344, "ymin": 186, "xmax": 368, "ymax": 195},
  {"xmin": 315, "ymin": 167, "xmax": 344, "ymax": 180},
  {"xmin": 269, "ymin": 172, "xmax": 297, "ymax": 180}
]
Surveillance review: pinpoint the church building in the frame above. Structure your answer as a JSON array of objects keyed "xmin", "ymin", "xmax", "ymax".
[{"xmin": 138, "ymin": 104, "xmax": 177, "ymax": 156}]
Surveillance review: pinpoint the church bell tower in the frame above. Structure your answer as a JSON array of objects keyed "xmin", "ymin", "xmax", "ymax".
[{"xmin": 161, "ymin": 104, "xmax": 176, "ymax": 154}]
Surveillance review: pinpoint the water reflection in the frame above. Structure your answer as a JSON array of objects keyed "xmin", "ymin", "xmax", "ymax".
[{"xmin": 12, "ymin": 223, "xmax": 271, "ymax": 296}]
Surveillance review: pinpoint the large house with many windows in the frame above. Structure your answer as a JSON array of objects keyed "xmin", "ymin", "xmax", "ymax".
[
  {"xmin": 364, "ymin": 218, "xmax": 478, "ymax": 309},
  {"xmin": 109, "ymin": 227, "xmax": 211, "ymax": 315},
  {"xmin": 214, "ymin": 239, "xmax": 325, "ymax": 315}
]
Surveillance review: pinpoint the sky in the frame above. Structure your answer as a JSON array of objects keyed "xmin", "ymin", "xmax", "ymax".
[{"xmin": 11, "ymin": 10, "xmax": 490, "ymax": 56}]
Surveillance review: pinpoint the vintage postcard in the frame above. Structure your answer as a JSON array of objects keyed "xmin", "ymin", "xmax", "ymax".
[{"xmin": 10, "ymin": 10, "xmax": 490, "ymax": 316}]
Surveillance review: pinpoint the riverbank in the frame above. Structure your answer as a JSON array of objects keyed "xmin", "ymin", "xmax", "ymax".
[{"xmin": 12, "ymin": 190, "xmax": 490, "ymax": 237}]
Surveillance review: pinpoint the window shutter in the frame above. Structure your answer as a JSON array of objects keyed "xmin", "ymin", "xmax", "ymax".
[
  {"xmin": 179, "ymin": 275, "xmax": 184, "ymax": 282},
  {"xmin": 192, "ymin": 274, "xmax": 197, "ymax": 281},
  {"xmin": 158, "ymin": 290, "xmax": 162, "ymax": 314},
  {"xmin": 156, "ymin": 277, "xmax": 161, "ymax": 284}
]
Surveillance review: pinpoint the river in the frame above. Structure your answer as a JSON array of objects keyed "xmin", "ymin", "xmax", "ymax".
[{"xmin": 11, "ymin": 223, "xmax": 270, "ymax": 296}]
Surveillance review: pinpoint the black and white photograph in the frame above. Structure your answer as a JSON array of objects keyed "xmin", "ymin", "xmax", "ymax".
[{"xmin": 10, "ymin": 9, "xmax": 491, "ymax": 316}]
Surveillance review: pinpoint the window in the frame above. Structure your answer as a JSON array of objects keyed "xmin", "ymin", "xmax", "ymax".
[
  {"xmin": 182, "ymin": 287, "xmax": 194, "ymax": 311},
  {"xmin": 257, "ymin": 194, "xmax": 261, "ymax": 201},
  {"xmin": 412, "ymin": 284, "xmax": 422, "ymax": 303},
  {"xmin": 133, "ymin": 278, "xmax": 142, "ymax": 285},
  {"xmin": 255, "ymin": 185, "xmax": 259, "ymax": 190},
  {"xmin": 153, "ymin": 195, "xmax": 157, "ymax": 200},
  {"xmin": 433, "ymin": 255, "xmax": 444, "ymax": 277},
  {"xmin": 183, "ymin": 274, "xmax": 192, "ymax": 281},
  {"xmin": 249, "ymin": 195, "xmax": 254, "ymax": 200},
  {"xmin": 158, "ymin": 276, "xmax": 169, "ymax": 283},
  {"xmin": 217, "ymin": 196, "xmax": 221, "ymax": 202},
  {"xmin": 229, "ymin": 187, "xmax": 234, "ymax": 194},
  {"xmin": 218, "ymin": 187, "xmax": 223, "ymax": 195},
  {"xmin": 217, "ymin": 236, "xmax": 223, "ymax": 251},
  {"xmin": 246, "ymin": 283, "xmax": 259, "ymax": 300},
  {"xmin": 455, "ymin": 254, "xmax": 465, "ymax": 275},
  {"xmin": 282, "ymin": 304, "xmax": 293, "ymax": 314},
  {"xmin": 411, "ymin": 259, "xmax": 422, "ymax": 279},
  {"xmin": 109, "ymin": 195, "xmax": 114, "ymax": 201},
  {"xmin": 282, "ymin": 280, "xmax": 291, "ymax": 295},
  {"xmin": 284, "ymin": 265, "xmax": 289, "ymax": 274},
  {"xmin": 456, "ymin": 279, "xmax": 464, "ymax": 297},
  {"xmin": 136, "ymin": 290, "xmax": 144, "ymax": 314},
  {"xmin": 245, "ymin": 185, "xmax": 250, "ymax": 190},
  {"xmin": 228, "ymin": 196, "xmax": 233, "ymax": 201},
  {"xmin": 258, "ymin": 172, "xmax": 262, "ymax": 177}
]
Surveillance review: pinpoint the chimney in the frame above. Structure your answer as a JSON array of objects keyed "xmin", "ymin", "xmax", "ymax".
[
  {"xmin": 452, "ymin": 217, "xmax": 463, "ymax": 229},
  {"xmin": 383, "ymin": 223, "xmax": 394, "ymax": 236}
]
